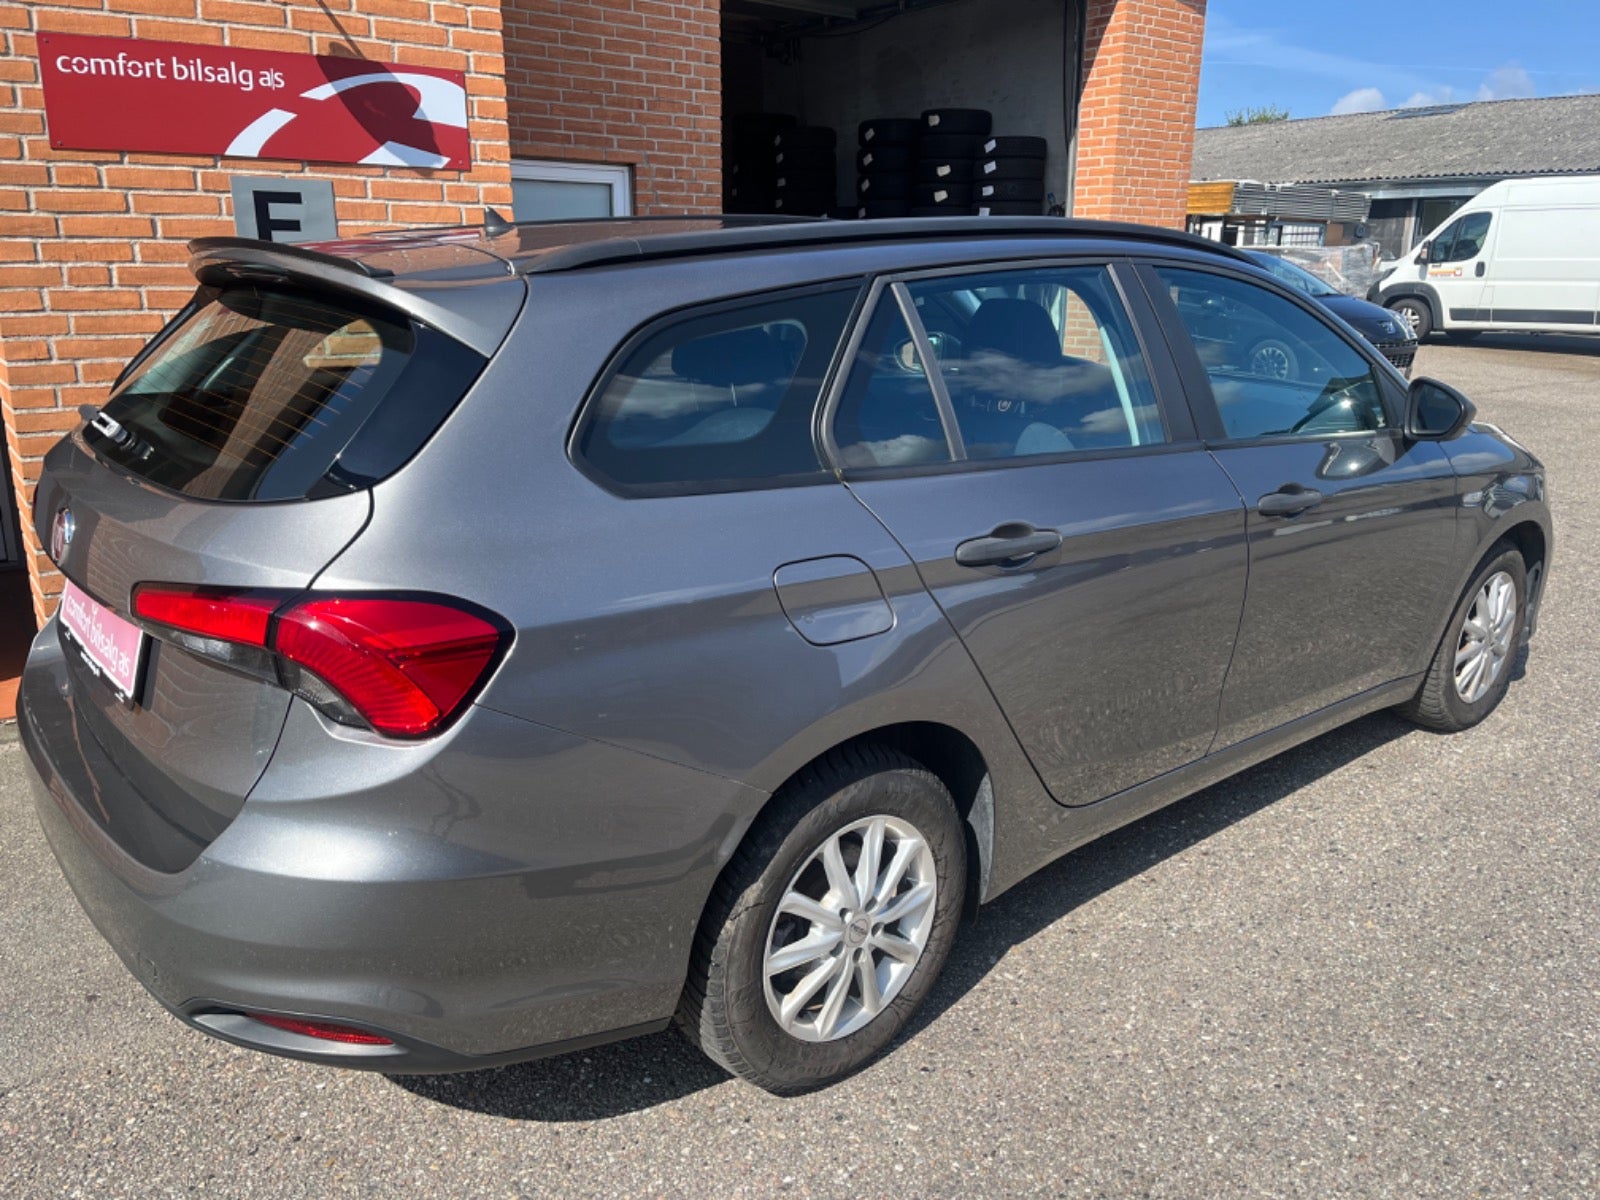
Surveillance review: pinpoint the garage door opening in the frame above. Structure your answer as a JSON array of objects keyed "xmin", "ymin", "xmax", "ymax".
[{"xmin": 721, "ymin": 0, "xmax": 1082, "ymax": 220}]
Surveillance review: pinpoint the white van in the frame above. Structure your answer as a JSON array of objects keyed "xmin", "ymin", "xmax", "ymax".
[{"xmin": 1370, "ymin": 175, "xmax": 1600, "ymax": 339}]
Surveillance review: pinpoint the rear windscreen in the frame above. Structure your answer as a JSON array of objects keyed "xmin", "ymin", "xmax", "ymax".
[{"xmin": 85, "ymin": 286, "xmax": 484, "ymax": 502}]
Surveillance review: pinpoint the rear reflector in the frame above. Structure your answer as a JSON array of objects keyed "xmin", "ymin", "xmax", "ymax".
[
  {"xmin": 131, "ymin": 585, "xmax": 506, "ymax": 738},
  {"xmin": 248, "ymin": 1013, "xmax": 394, "ymax": 1046}
]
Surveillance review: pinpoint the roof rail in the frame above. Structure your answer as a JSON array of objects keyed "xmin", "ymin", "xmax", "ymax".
[{"xmin": 517, "ymin": 216, "xmax": 1252, "ymax": 274}]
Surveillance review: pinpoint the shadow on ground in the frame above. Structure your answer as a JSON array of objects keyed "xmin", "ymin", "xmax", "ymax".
[{"xmin": 389, "ymin": 711, "xmax": 1417, "ymax": 1122}]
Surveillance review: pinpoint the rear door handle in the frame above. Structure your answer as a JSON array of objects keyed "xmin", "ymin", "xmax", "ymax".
[
  {"xmin": 1257, "ymin": 486, "xmax": 1323, "ymax": 517},
  {"xmin": 955, "ymin": 522, "xmax": 1062, "ymax": 567}
]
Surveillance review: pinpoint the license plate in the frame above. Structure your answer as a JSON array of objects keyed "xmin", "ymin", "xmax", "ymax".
[{"xmin": 59, "ymin": 579, "xmax": 147, "ymax": 702}]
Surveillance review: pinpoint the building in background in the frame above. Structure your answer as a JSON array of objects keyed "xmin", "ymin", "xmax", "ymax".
[
  {"xmin": 2, "ymin": 0, "xmax": 1209, "ymax": 647},
  {"xmin": 1192, "ymin": 94, "xmax": 1600, "ymax": 261}
]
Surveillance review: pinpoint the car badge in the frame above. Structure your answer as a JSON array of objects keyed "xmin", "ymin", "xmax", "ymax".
[{"xmin": 51, "ymin": 507, "xmax": 75, "ymax": 563}]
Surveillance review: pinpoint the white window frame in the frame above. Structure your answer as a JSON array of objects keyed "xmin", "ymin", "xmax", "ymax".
[{"xmin": 509, "ymin": 159, "xmax": 632, "ymax": 218}]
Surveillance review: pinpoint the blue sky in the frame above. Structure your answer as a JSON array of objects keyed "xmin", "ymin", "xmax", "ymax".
[{"xmin": 1196, "ymin": 0, "xmax": 1600, "ymax": 126}]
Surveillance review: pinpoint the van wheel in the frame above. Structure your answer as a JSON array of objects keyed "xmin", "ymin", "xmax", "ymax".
[
  {"xmin": 1389, "ymin": 298, "xmax": 1432, "ymax": 340},
  {"xmin": 677, "ymin": 745, "xmax": 965, "ymax": 1094},
  {"xmin": 1399, "ymin": 546, "xmax": 1525, "ymax": 732}
]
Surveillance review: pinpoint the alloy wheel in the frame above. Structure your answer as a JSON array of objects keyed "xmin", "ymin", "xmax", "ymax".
[
  {"xmin": 762, "ymin": 815, "xmax": 938, "ymax": 1043},
  {"xmin": 1454, "ymin": 570, "xmax": 1517, "ymax": 704}
]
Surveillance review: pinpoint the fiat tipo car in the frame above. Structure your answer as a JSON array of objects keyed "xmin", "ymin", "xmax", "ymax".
[{"xmin": 20, "ymin": 217, "xmax": 1550, "ymax": 1092}]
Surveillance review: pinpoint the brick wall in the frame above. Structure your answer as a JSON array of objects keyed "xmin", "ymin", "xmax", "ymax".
[
  {"xmin": 503, "ymin": 0, "xmax": 720, "ymax": 214},
  {"xmin": 0, "ymin": 0, "xmax": 513, "ymax": 627},
  {"xmin": 1074, "ymin": 0, "xmax": 1207, "ymax": 228}
]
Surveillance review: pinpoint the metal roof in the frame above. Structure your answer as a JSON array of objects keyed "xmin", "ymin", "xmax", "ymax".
[{"xmin": 1192, "ymin": 94, "xmax": 1600, "ymax": 188}]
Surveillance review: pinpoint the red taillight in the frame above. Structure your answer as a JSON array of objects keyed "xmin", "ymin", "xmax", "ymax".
[
  {"xmin": 133, "ymin": 585, "xmax": 278, "ymax": 646},
  {"xmin": 248, "ymin": 1013, "xmax": 394, "ymax": 1046},
  {"xmin": 131, "ymin": 585, "xmax": 504, "ymax": 738},
  {"xmin": 273, "ymin": 597, "xmax": 503, "ymax": 737}
]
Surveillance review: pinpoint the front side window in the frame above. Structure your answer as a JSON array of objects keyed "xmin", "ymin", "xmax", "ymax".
[
  {"xmin": 1157, "ymin": 266, "xmax": 1391, "ymax": 441},
  {"xmin": 576, "ymin": 288, "xmax": 857, "ymax": 493},
  {"xmin": 1431, "ymin": 212, "xmax": 1492, "ymax": 263}
]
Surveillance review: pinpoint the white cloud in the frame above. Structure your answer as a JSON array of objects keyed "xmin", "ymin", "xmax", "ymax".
[
  {"xmin": 1401, "ymin": 86, "xmax": 1459, "ymax": 108},
  {"xmin": 1475, "ymin": 63, "xmax": 1535, "ymax": 101},
  {"xmin": 1331, "ymin": 87, "xmax": 1388, "ymax": 115},
  {"xmin": 1333, "ymin": 62, "xmax": 1539, "ymax": 115}
]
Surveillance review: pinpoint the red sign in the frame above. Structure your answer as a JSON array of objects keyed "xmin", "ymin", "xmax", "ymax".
[{"xmin": 38, "ymin": 34, "xmax": 471, "ymax": 169}]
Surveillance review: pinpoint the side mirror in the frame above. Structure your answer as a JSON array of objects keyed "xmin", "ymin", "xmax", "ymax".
[
  {"xmin": 1406, "ymin": 376, "xmax": 1476, "ymax": 440},
  {"xmin": 1416, "ymin": 240, "xmax": 1432, "ymax": 265}
]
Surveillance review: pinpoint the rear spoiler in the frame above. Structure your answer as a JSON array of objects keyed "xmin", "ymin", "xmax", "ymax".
[{"xmin": 186, "ymin": 238, "xmax": 517, "ymax": 357}]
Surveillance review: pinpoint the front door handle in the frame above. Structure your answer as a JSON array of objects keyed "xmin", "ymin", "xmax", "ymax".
[
  {"xmin": 955, "ymin": 522, "xmax": 1062, "ymax": 567},
  {"xmin": 1257, "ymin": 486, "xmax": 1324, "ymax": 517},
  {"xmin": 1475, "ymin": 262, "xmax": 1486, "ymax": 277}
]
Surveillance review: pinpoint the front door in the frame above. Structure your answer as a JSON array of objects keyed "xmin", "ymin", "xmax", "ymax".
[
  {"xmin": 827, "ymin": 262, "xmax": 1248, "ymax": 806},
  {"xmin": 1146, "ymin": 263, "xmax": 1462, "ymax": 748},
  {"xmin": 1424, "ymin": 210, "xmax": 1494, "ymax": 328}
]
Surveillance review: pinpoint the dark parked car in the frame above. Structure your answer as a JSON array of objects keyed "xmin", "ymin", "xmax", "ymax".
[
  {"xmin": 1246, "ymin": 249, "xmax": 1419, "ymax": 376},
  {"xmin": 21, "ymin": 217, "xmax": 1550, "ymax": 1093}
]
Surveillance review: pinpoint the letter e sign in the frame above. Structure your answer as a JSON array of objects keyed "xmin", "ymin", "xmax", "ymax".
[{"xmin": 230, "ymin": 176, "xmax": 337, "ymax": 243}]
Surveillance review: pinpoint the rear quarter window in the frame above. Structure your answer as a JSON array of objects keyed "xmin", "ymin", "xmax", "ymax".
[
  {"xmin": 573, "ymin": 287, "xmax": 859, "ymax": 495},
  {"xmin": 85, "ymin": 285, "xmax": 484, "ymax": 502}
]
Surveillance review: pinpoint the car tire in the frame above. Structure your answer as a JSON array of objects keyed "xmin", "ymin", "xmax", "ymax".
[
  {"xmin": 1247, "ymin": 336, "xmax": 1299, "ymax": 380},
  {"xmin": 857, "ymin": 172, "xmax": 913, "ymax": 200},
  {"xmin": 677, "ymin": 744, "xmax": 966, "ymax": 1094},
  {"xmin": 1388, "ymin": 297, "xmax": 1433, "ymax": 340},
  {"xmin": 1399, "ymin": 547, "xmax": 1526, "ymax": 732},
  {"xmin": 922, "ymin": 107, "xmax": 993, "ymax": 135},
  {"xmin": 859, "ymin": 117, "xmax": 921, "ymax": 147},
  {"xmin": 857, "ymin": 144, "xmax": 915, "ymax": 172},
  {"xmin": 975, "ymin": 179, "xmax": 1045, "ymax": 202},
  {"xmin": 977, "ymin": 156, "xmax": 1048, "ymax": 182},
  {"xmin": 981, "ymin": 135, "xmax": 1048, "ymax": 159}
]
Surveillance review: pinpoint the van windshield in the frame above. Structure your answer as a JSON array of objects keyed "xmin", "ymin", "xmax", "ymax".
[{"xmin": 85, "ymin": 286, "xmax": 483, "ymax": 502}]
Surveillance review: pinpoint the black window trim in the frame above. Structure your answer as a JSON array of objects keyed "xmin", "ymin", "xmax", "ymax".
[
  {"xmin": 816, "ymin": 254, "xmax": 1199, "ymax": 483},
  {"xmin": 566, "ymin": 276, "xmax": 872, "ymax": 499},
  {"xmin": 1133, "ymin": 257, "xmax": 1411, "ymax": 449}
]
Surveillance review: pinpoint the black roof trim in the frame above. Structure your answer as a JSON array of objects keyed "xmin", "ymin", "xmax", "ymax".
[{"xmin": 515, "ymin": 217, "xmax": 1253, "ymax": 274}]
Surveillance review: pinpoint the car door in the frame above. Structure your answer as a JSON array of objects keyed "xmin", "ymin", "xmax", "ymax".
[
  {"xmin": 826, "ymin": 260, "xmax": 1249, "ymax": 807},
  {"xmin": 1143, "ymin": 262, "xmax": 1462, "ymax": 750},
  {"xmin": 1423, "ymin": 210, "xmax": 1494, "ymax": 328}
]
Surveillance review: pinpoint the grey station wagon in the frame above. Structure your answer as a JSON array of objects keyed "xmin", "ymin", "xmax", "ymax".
[{"xmin": 21, "ymin": 217, "xmax": 1551, "ymax": 1093}]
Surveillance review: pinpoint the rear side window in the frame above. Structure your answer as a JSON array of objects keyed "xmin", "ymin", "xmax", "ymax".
[
  {"xmin": 85, "ymin": 286, "xmax": 484, "ymax": 502},
  {"xmin": 574, "ymin": 288, "xmax": 858, "ymax": 494}
]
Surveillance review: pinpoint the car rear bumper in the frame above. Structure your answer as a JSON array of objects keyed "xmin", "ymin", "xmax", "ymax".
[{"xmin": 19, "ymin": 620, "xmax": 766, "ymax": 1071}]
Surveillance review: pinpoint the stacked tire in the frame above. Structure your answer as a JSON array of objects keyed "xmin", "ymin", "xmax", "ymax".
[
  {"xmin": 973, "ymin": 135, "xmax": 1048, "ymax": 216},
  {"xmin": 855, "ymin": 117, "xmax": 919, "ymax": 219},
  {"xmin": 773, "ymin": 125, "xmax": 838, "ymax": 217},
  {"xmin": 911, "ymin": 108, "xmax": 991, "ymax": 217},
  {"xmin": 724, "ymin": 113, "xmax": 793, "ymax": 215}
]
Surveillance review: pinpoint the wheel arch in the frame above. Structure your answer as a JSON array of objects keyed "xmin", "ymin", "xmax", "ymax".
[
  {"xmin": 1381, "ymin": 283, "xmax": 1444, "ymax": 330},
  {"xmin": 744, "ymin": 721, "xmax": 996, "ymax": 921}
]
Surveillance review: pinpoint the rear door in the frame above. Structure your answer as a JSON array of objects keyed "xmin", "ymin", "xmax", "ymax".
[
  {"xmin": 31, "ymin": 281, "xmax": 493, "ymax": 870},
  {"xmin": 827, "ymin": 260, "xmax": 1248, "ymax": 807},
  {"xmin": 1143, "ymin": 262, "xmax": 1461, "ymax": 749}
]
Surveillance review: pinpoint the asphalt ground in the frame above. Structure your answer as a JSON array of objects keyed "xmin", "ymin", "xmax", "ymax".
[{"xmin": 2, "ymin": 334, "xmax": 1596, "ymax": 1198}]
